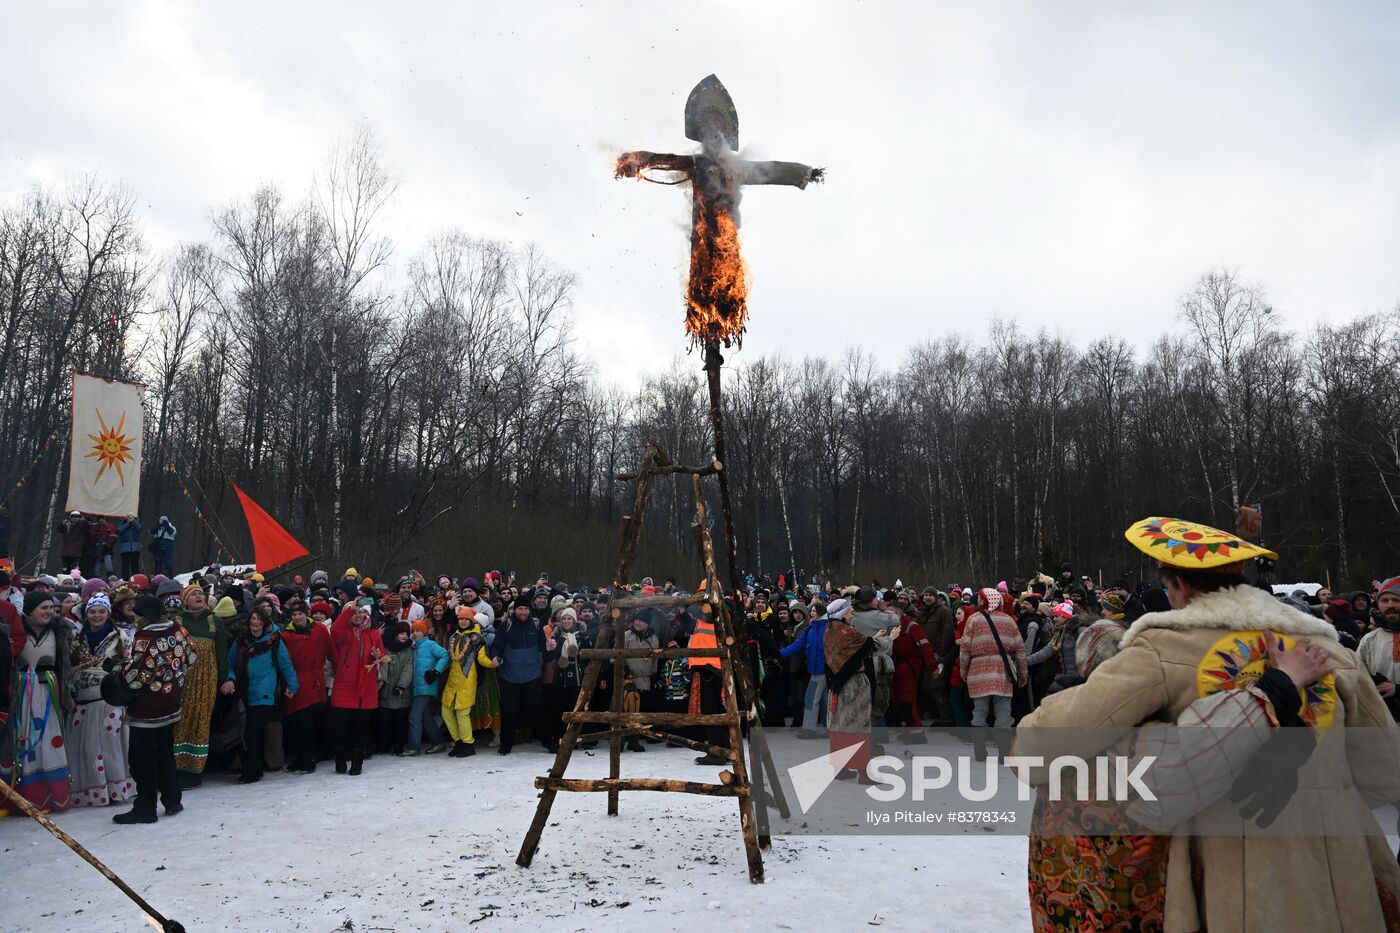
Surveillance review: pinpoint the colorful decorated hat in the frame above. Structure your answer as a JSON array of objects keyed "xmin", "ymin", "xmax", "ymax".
[{"xmin": 1125, "ymin": 516, "xmax": 1276, "ymax": 572}]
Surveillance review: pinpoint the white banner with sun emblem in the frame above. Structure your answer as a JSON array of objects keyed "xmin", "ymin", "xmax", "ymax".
[{"xmin": 66, "ymin": 373, "xmax": 144, "ymax": 517}]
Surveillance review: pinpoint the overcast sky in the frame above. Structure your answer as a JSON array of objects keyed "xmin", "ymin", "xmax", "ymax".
[{"xmin": 5, "ymin": 2, "xmax": 1399, "ymax": 372}]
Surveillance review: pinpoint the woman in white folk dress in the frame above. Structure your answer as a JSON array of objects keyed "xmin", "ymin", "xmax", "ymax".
[{"xmin": 68, "ymin": 593, "xmax": 135, "ymax": 807}]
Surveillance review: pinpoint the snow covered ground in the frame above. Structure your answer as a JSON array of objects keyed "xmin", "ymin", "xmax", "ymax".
[{"xmin": 3, "ymin": 744, "xmax": 1031, "ymax": 932}]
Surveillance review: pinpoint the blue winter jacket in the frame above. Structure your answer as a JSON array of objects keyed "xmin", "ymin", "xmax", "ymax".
[
  {"xmin": 490, "ymin": 614, "xmax": 555, "ymax": 684},
  {"xmin": 116, "ymin": 519, "xmax": 143, "ymax": 554},
  {"xmin": 780, "ymin": 616, "xmax": 829, "ymax": 675},
  {"xmin": 412, "ymin": 637, "xmax": 450, "ymax": 696},
  {"xmin": 225, "ymin": 630, "xmax": 299, "ymax": 708}
]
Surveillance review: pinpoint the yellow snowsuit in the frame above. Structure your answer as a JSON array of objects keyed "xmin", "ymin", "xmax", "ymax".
[{"xmin": 441, "ymin": 623, "xmax": 496, "ymax": 744}]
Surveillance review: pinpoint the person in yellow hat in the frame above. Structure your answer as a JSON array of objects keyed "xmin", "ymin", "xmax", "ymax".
[{"xmin": 1017, "ymin": 516, "xmax": 1400, "ymax": 933}]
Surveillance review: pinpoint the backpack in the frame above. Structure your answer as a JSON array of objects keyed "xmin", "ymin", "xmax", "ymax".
[{"xmin": 661, "ymin": 654, "xmax": 690, "ymax": 701}]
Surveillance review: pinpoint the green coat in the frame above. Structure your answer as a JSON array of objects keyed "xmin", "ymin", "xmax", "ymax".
[
  {"xmin": 180, "ymin": 608, "xmax": 230, "ymax": 682},
  {"xmin": 378, "ymin": 646, "xmax": 415, "ymax": 710}
]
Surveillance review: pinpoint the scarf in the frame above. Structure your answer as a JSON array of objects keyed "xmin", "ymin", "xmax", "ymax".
[
  {"xmin": 449, "ymin": 626, "xmax": 485, "ymax": 676},
  {"xmin": 84, "ymin": 620, "xmax": 115, "ymax": 653},
  {"xmin": 824, "ymin": 618, "xmax": 871, "ymax": 692},
  {"xmin": 236, "ymin": 629, "xmax": 282, "ymax": 697}
]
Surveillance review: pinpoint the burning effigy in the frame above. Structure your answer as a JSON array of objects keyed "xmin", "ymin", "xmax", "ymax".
[{"xmin": 615, "ymin": 74, "xmax": 823, "ymax": 347}]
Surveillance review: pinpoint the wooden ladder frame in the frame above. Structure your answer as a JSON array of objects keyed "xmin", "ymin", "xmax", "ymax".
[{"xmin": 515, "ymin": 449, "xmax": 787, "ymax": 883}]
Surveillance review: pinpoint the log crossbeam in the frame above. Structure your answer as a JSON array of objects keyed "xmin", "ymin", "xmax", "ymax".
[{"xmin": 536, "ymin": 777, "xmax": 746, "ymax": 797}]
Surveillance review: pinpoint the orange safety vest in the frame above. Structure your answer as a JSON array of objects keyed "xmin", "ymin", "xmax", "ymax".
[{"xmin": 688, "ymin": 615, "xmax": 721, "ymax": 669}]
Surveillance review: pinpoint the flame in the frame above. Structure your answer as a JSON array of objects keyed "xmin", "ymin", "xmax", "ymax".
[
  {"xmin": 614, "ymin": 149, "xmax": 748, "ymax": 347},
  {"xmin": 614, "ymin": 152, "xmax": 647, "ymax": 179},
  {"xmin": 686, "ymin": 206, "xmax": 747, "ymax": 347}
]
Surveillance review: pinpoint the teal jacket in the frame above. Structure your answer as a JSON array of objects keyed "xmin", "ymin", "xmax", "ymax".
[
  {"xmin": 412, "ymin": 637, "xmax": 451, "ymax": 697},
  {"xmin": 226, "ymin": 630, "xmax": 299, "ymax": 708}
]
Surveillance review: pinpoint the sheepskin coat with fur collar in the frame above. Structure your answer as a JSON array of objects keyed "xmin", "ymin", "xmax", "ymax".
[
  {"xmin": 1118, "ymin": 581, "xmax": 1340, "ymax": 650},
  {"xmin": 1019, "ymin": 582, "xmax": 1400, "ymax": 933}
]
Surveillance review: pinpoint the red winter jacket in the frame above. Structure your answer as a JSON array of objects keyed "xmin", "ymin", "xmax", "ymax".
[
  {"xmin": 1, "ymin": 599, "xmax": 22, "ymax": 660},
  {"xmin": 283, "ymin": 623, "xmax": 333, "ymax": 714},
  {"xmin": 891, "ymin": 615, "xmax": 934, "ymax": 703},
  {"xmin": 329, "ymin": 606, "xmax": 383, "ymax": 710}
]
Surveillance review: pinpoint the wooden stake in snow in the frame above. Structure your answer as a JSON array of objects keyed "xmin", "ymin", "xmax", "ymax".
[{"xmin": 0, "ymin": 781, "xmax": 187, "ymax": 932}]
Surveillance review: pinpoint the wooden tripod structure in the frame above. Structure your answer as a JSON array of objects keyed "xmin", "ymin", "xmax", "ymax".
[{"xmin": 516, "ymin": 441, "xmax": 788, "ymax": 883}]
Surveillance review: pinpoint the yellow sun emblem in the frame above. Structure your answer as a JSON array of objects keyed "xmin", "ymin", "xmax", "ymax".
[{"xmin": 86, "ymin": 409, "xmax": 135, "ymax": 485}]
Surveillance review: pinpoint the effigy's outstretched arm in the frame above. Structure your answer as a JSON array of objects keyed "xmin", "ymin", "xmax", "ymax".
[
  {"xmin": 738, "ymin": 160, "xmax": 824, "ymax": 189},
  {"xmin": 615, "ymin": 151, "xmax": 697, "ymax": 180}
]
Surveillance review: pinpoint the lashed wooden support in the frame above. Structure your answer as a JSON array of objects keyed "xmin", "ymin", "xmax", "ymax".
[
  {"xmin": 516, "ymin": 445, "xmax": 767, "ymax": 883},
  {"xmin": 537, "ymin": 777, "xmax": 745, "ymax": 796},
  {"xmin": 562, "ymin": 710, "xmax": 735, "ymax": 726},
  {"xmin": 577, "ymin": 646, "xmax": 724, "ymax": 660}
]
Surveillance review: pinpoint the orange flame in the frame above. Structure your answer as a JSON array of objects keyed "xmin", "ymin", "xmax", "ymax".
[
  {"xmin": 686, "ymin": 207, "xmax": 747, "ymax": 348},
  {"xmin": 615, "ymin": 149, "xmax": 748, "ymax": 347},
  {"xmin": 615, "ymin": 152, "xmax": 646, "ymax": 179}
]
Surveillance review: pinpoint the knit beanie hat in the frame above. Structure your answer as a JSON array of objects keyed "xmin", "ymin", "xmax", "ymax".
[
  {"xmin": 310, "ymin": 600, "xmax": 333, "ymax": 618},
  {"xmin": 1323, "ymin": 598, "xmax": 1352, "ymax": 623},
  {"xmin": 381, "ymin": 592, "xmax": 403, "ymax": 615},
  {"xmin": 80, "ymin": 578, "xmax": 110, "ymax": 601},
  {"xmin": 23, "ymin": 589, "xmax": 54, "ymax": 615},
  {"xmin": 456, "ymin": 605, "xmax": 477, "ymax": 622},
  {"xmin": 134, "ymin": 594, "xmax": 164, "ymax": 624},
  {"xmin": 556, "ymin": 607, "xmax": 577, "ymax": 625},
  {"xmin": 411, "ymin": 619, "xmax": 430, "ymax": 636},
  {"xmin": 86, "ymin": 592, "xmax": 112, "ymax": 614},
  {"xmin": 550, "ymin": 595, "xmax": 569, "ymax": 613},
  {"xmin": 1099, "ymin": 593, "xmax": 1127, "ymax": 620},
  {"xmin": 1075, "ymin": 620, "xmax": 1128, "ymax": 679},
  {"xmin": 311, "ymin": 570, "xmax": 329, "ymax": 584},
  {"xmin": 461, "ymin": 577, "xmax": 481, "ymax": 593},
  {"xmin": 180, "ymin": 583, "xmax": 205, "ymax": 605},
  {"xmin": 213, "ymin": 596, "xmax": 238, "ymax": 619}
]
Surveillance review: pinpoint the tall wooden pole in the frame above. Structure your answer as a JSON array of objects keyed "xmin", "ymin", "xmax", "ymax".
[{"xmin": 704, "ymin": 343, "xmax": 743, "ymax": 598}]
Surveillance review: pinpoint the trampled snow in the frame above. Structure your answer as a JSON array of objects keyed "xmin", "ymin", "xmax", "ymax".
[{"xmin": 3, "ymin": 745, "xmax": 1030, "ymax": 931}]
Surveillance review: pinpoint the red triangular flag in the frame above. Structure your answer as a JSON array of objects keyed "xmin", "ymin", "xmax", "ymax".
[{"xmin": 233, "ymin": 484, "xmax": 310, "ymax": 574}]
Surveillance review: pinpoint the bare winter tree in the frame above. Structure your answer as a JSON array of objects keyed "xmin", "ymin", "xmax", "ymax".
[{"xmin": 5, "ymin": 160, "xmax": 1400, "ymax": 591}]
